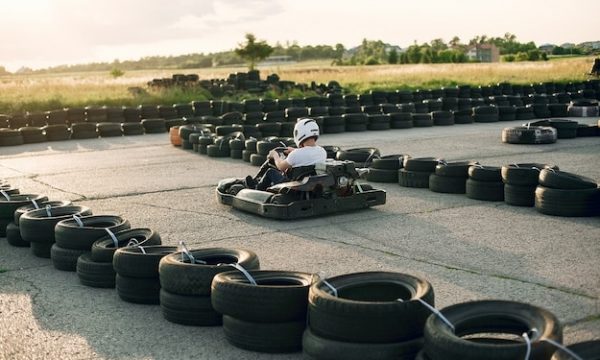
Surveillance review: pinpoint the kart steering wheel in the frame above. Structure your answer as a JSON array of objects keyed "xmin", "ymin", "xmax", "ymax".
[{"xmin": 254, "ymin": 147, "xmax": 288, "ymax": 181}]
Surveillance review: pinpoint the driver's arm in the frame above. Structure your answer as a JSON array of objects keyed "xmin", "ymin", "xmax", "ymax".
[{"xmin": 269, "ymin": 150, "xmax": 292, "ymax": 172}]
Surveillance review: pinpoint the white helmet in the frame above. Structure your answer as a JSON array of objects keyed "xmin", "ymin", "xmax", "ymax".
[{"xmin": 294, "ymin": 118, "xmax": 320, "ymax": 147}]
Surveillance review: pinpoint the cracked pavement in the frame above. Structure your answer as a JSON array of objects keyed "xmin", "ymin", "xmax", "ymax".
[{"xmin": 1, "ymin": 117, "xmax": 599, "ymax": 360}]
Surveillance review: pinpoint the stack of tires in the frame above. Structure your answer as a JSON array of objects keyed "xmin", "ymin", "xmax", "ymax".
[
  {"xmin": 212, "ymin": 270, "xmax": 312, "ymax": 353},
  {"xmin": 501, "ymin": 164, "xmax": 558, "ymax": 207},
  {"xmin": 159, "ymin": 248, "xmax": 259, "ymax": 326},
  {"xmin": 303, "ymin": 272, "xmax": 434, "ymax": 360},
  {"xmin": 0, "ymin": 194, "xmax": 47, "ymax": 240},
  {"xmin": 429, "ymin": 161, "xmax": 475, "ymax": 194},
  {"xmin": 366, "ymin": 155, "xmax": 404, "ymax": 183},
  {"xmin": 113, "ymin": 245, "xmax": 177, "ymax": 304},
  {"xmin": 399, "ymin": 157, "xmax": 440, "ymax": 188},
  {"xmin": 418, "ymin": 300, "xmax": 562, "ymax": 360},
  {"xmin": 472, "ymin": 106, "xmax": 499, "ymax": 123},
  {"xmin": 20, "ymin": 206, "xmax": 92, "ymax": 258},
  {"xmin": 52, "ymin": 215, "xmax": 130, "ymax": 271},
  {"xmin": 8, "ymin": 200, "xmax": 71, "ymax": 247},
  {"xmin": 568, "ymin": 99, "xmax": 599, "ymax": 117},
  {"xmin": 501, "ymin": 126, "xmax": 557, "ymax": 144},
  {"xmin": 0, "ymin": 129, "xmax": 25, "ymax": 146},
  {"xmin": 77, "ymin": 228, "xmax": 161, "ymax": 288},
  {"xmin": 535, "ymin": 169, "xmax": 600, "ymax": 217},
  {"xmin": 242, "ymin": 138, "xmax": 258, "ymax": 162},
  {"xmin": 466, "ymin": 166, "xmax": 504, "ymax": 201}
]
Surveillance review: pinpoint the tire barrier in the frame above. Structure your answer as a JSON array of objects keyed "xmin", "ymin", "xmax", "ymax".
[
  {"xmin": 3, "ymin": 79, "xmax": 599, "ymax": 148},
  {"xmin": 159, "ymin": 248, "xmax": 259, "ymax": 326},
  {"xmin": 0, "ymin": 180, "xmax": 594, "ymax": 357}
]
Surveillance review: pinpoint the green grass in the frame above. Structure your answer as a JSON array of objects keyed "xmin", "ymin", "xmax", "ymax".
[{"xmin": 0, "ymin": 56, "xmax": 595, "ymax": 115}]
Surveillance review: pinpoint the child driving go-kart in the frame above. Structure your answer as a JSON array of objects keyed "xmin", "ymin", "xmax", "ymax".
[{"xmin": 245, "ymin": 118, "xmax": 327, "ymax": 191}]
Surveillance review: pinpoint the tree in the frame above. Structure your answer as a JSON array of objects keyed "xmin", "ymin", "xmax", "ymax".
[
  {"xmin": 449, "ymin": 36, "xmax": 461, "ymax": 48},
  {"xmin": 0, "ymin": 66, "xmax": 10, "ymax": 75},
  {"xmin": 110, "ymin": 68, "xmax": 124, "ymax": 78},
  {"xmin": 388, "ymin": 49, "xmax": 399, "ymax": 64},
  {"xmin": 235, "ymin": 33, "xmax": 273, "ymax": 71}
]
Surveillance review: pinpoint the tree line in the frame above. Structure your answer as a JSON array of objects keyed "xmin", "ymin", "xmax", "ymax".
[{"xmin": 5, "ymin": 33, "xmax": 596, "ymax": 75}]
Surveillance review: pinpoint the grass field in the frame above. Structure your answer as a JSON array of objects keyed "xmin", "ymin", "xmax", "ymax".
[{"xmin": 0, "ymin": 56, "xmax": 595, "ymax": 115}]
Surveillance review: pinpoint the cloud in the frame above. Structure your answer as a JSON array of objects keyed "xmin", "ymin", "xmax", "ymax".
[{"xmin": 0, "ymin": 0, "xmax": 283, "ymax": 70}]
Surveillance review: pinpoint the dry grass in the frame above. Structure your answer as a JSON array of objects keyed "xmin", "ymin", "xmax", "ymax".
[{"xmin": 0, "ymin": 56, "xmax": 594, "ymax": 115}]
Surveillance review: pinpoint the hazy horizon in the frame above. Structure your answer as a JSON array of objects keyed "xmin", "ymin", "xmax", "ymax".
[{"xmin": 1, "ymin": 0, "xmax": 598, "ymax": 72}]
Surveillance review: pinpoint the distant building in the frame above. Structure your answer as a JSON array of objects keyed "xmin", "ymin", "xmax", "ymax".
[
  {"xmin": 466, "ymin": 44, "xmax": 500, "ymax": 62},
  {"xmin": 561, "ymin": 43, "xmax": 576, "ymax": 49},
  {"xmin": 579, "ymin": 41, "xmax": 600, "ymax": 50}
]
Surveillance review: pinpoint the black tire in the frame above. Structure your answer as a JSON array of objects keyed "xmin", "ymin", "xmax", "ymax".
[
  {"xmin": 0, "ymin": 193, "xmax": 48, "ymax": 218},
  {"xmin": 242, "ymin": 150, "xmax": 253, "ymax": 162},
  {"xmin": 160, "ymin": 289, "xmax": 222, "ymax": 326},
  {"xmin": 116, "ymin": 274, "xmax": 161, "ymax": 304},
  {"xmin": 141, "ymin": 119, "xmax": 166, "ymax": 133},
  {"xmin": 501, "ymin": 126, "xmax": 557, "ymax": 144},
  {"xmin": 504, "ymin": 184, "xmax": 537, "ymax": 207},
  {"xmin": 551, "ymin": 340, "xmax": 600, "ymax": 360},
  {"xmin": 535, "ymin": 186, "xmax": 600, "ymax": 217},
  {"xmin": 31, "ymin": 241, "xmax": 52, "ymax": 258},
  {"xmin": 435, "ymin": 161, "xmax": 476, "ymax": 177},
  {"xmin": 424, "ymin": 300, "xmax": 561, "ymax": 360},
  {"xmin": 55, "ymin": 215, "xmax": 130, "ymax": 250},
  {"xmin": 403, "ymin": 157, "xmax": 440, "ymax": 172},
  {"xmin": 113, "ymin": 246, "xmax": 178, "ymax": 278},
  {"xmin": 0, "ymin": 129, "xmax": 24, "ymax": 146},
  {"xmin": 6, "ymin": 221, "xmax": 28, "ymax": 247},
  {"xmin": 412, "ymin": 114, "xmax": 433, "ymax": 127},
  {"xmin": 230, "ymin": 149, "xmax": 243, "ymax": 159},
  {"xmin": 303, "ymin": 328, "xmax": 423, "ymax": 360},
  {"xmin": 399, "ymin": 169, "xmax": 431, "ymax": 188},
  {"xmin": 121, "ymin": 123, "xmax": 144, "ymax": 136},
  {"xmin": 336, "ymin": 148, "xmax": 380, "ymax": 165},
  {"xmin": 91, "ymin": 228, "xmax": 162, "ymax": 263},
  {"xmin": 76, "ymin": 253, "xmax": 116, "ymax": 288},
  {"xmin": 367, "ymin": 122, "xmax": 391, "ymax": 131},
  {"xmin": 324, "ymin": 125, "xmax": 346, "ymax": 133},
  {"xmin": 576, "ymin": 124, "xmax": 598, "ymax": 137},
  {"xmin": 228, "ymin": 138, "xmax": 245, "ymax": 151},
  {"xmin": 538, "ymin": 169, "xmax": 597, "ymax": 190},
  {"xmin": 548, "ymin": 119, "xmax": 578, "ymax": 139},
  {"xmin": 431, "ymin": 111, "xmax": 454, "ymax": 126},
  {"xmin": 43, "ymin": 125, "xmax": 70, "ymax": 141},
  {"xmin": 20, "ymin": 206, "xmax": 92, "ymax": 245},
  {"xmin": 14, "ymin": 200, "xmax": 72, "ymax": 225},
  {"xmin": 465, "ymin": 179, "xmax": 505, "ymax": 201},
  {"xmin": 159, "ymin": 248, "xmax": 259, "ymax": 296},
  {"xmin": 371, "ymin": 155, "xmax": 404, "ymax": 170},
  {"xmin": 256, "ymin": 140, "xmax": 282, "ymax": 156},
  {"xmin": 308, "ymin": 272, "xmax": 434, "ymax": 343},
  {"xmin": 250, "ymin": 154, "xmax": 267, "ymax": 166},
  {"xmin": 245, "ymin": 138, "xmax": 258, "ymax": 153},
  {"xmin": 51, "ymin": 244, "xmax": 88, "ymax": 271},
  {"xmin": 429, "ymin": 174, "xmax": 467, "ymax": 194},
  {"xmin": 222, "ymin": 315, "xmax": 305, "ymax": 353},
  {"xmin": 97, "ymin": 123, "xmax": 122, "ymax": 137},
  {"xmin": 468, "ymin": 166, "xmax": 502, "ymax": 182},
  {"xmin": 206, "ymin": 144, "xmax": 230, "ymax": 157},
  {"xmin": 501, "ymin": 163, "xmax": 558, "ymax": 186},
  {"xmin": 211, "ymin": 270, "xmax": 311, "ymax": 323},
  {"xmin": 366, "ymin": 168, "xmax": 399, "ymax": 183}
]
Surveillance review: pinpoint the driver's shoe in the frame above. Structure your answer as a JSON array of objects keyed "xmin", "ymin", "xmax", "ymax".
[{"xmin": 244, "ymin": 176, "xmax": 257, "ymax": 189}]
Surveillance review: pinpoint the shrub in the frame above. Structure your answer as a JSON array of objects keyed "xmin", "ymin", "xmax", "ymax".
[
  {"xmin": 110, "ymin": 68, "xmax": 124, "ymax": 78},
  {"xmin": 502, "ymin": 55, "xmax": 516, "ymax": 62}
]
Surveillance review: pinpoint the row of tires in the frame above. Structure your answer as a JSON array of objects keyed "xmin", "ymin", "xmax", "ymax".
[
  {"xmin": 2, "ymin": 95, "xmax": 597, "ymax": 130},
  {"xmin": 361, "ymin": 153, "xmax": 599, "ymax": 217},
  {"xmin": 1, "ymin": 187, "xmax": 597, "ymax": 359},
  {"xmin": 502, "ymin": 119, "xmax": 600, "ymax": 144}
]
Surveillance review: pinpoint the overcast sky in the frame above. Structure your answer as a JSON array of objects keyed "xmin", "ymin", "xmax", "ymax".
[{"xmin": 1, "ymin": 0, "xmax": 598, "ymax": 72}]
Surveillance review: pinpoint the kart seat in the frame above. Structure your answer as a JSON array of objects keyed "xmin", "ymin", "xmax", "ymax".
[{"xmin": 268, "ymin": 174, "xmax": 335, "ymax": 193}]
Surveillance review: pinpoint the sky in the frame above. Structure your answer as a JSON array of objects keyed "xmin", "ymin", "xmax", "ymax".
[{"xmin": 1, "ymin": 0, "xmax": 599, "ymax": 72}]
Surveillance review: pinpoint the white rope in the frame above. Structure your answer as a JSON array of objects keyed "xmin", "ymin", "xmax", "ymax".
[
  {"xmin": 522, "ymin": 329, "xmax": 534, "ymax": 360},
  {"xmin": 104, "ymin": 228, "xmax": 118, "ymax": 248},
  {"xmin": 0, "ymin": 190, "xmax": 10, "ymax": 200},
  {"xmin": 542, "ymin": 339, "xmax": 583, "ymax": 360},
  {"xmin": 45, "ymin": 205, "xmax": 52, "ymax": 217},
  {"xmin": 72, "ymin": 214, "xmax": 84, "ymax": 227},
  {"xmin": 321, "ymin": 279, "xmax": 338, "ymax": 297},
  {"xmin": 30, "ymin": 198, "xmax": 40, "ymax": 209},
  {"xmin": 413, "ymin": 298, "xmax": 455, "ymax": 333},
  {"xmin": 222, "ymin": 263, "xmax": 257, "ymax": 285}
]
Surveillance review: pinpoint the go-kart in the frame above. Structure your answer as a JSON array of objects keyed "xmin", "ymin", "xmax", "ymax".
[{"xmin": 216, "ymin": 147, "xmax": 386, "ymax": 219}]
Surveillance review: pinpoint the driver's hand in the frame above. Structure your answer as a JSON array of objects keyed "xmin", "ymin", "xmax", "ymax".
[
  {"xmin": 268, "ymin": 150, "xmax": 280, "ymax": 160},
  {"xmin": 284, "ymin": 147, "xmax": 295, "ymax": 155}
]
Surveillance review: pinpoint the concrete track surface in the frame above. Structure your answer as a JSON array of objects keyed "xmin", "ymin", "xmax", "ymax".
[{"xmin": 1, "ymin": 118, "xmax": 599, "ymax": 360}]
